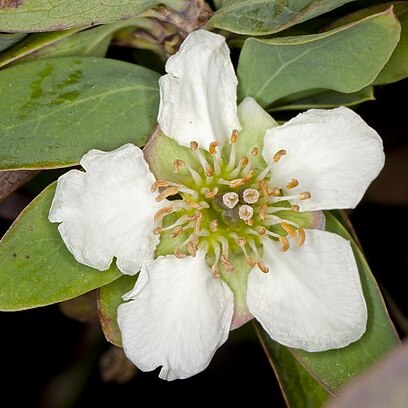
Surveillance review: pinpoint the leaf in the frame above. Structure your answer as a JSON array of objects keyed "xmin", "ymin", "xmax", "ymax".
[
  {"xmin": 0, "ymin": 28, "xmax": 85, "ymax": 69},
  {"xmin": 255, "ymin": 322, "xmax": 332, "ymax": 407},
  {"xmin": 286, "ymin": 212, "xmax": 400, "ymax": 392},
  {"xmin": 324, "ymin": 2, "xmax": 408, "ymax": 85},
  {"xmin": 0, "ymin": 183, "xmax": 121, "ymax": 311},
  {"xmin": 0, "ymin": 32, "xmax": 25, "ymax": 52},
  {"xmin": 269, "ymin": 87, "xmax": 374, "ymax": 112},
  {"xmin": 97, "ymin": 275, "xmax": 137, "ymax": 347},
  {"xmin": 0, "ymin": 57, "xmax": 160, "ymax": 170},
  {"xmin": 237, "ymin": 10, "xmax": 400, "ymax": 108},
  {"xmin": 0, "ymin": 0, "xmax": 185, "ymax": 32},
  {"xmin": 207, "ymin": 0, "xmax": 355, "ymax": 35}
]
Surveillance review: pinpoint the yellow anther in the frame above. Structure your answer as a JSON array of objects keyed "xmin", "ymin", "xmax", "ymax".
[
  {"xmin": 258, "ymin": 226, "xmax": 266, "ymax": 236},
  {"xmin": 170, "ymin": 226, "xmax": 184, "ymax": 238},
  {"xmin": 251, "ymin": 147, "xmax": 259, "ymax": 157},
  {"xmin": 273, "ymin": 149, "xmax": 287, "ymax": 163},
  {"xmin": 235, "ymin": 236, "xmax": 246, "ymax": 247},
  {"xmin": 186, "ymin": 200, "xmax": 202, "ymax": 209},
  {"xmin": 209, "ymin": 219, "xmax": 218, "ymax": 231},
  {"xmin": 239, "ymin": 156, "xmax": 249, "ymax": 166},
  {"xmin": 190, "ymin": 141, "xmax": 198, "ymax": 151},
  {"xmin": 153, "ymin": 227, "xmax": 163, "ymax": 235},
  {"xmin": 154, "ymin": 206, "xmax": 173, "ymax": 222},
  {"xmin": 279, "ymin": 236, "xmax": 289, "ymax": 252},
  {"xmin": 242, "ymin": 170, "xmax": 254, "ymax": 183},
  {"xmin": 212, "ymin": 265, "xmax": 221, "ymax": 279},
  {"xmin": 257, "ymin": 261, "xmax": 269, "ymax": 273},
  {"xmin": 258, "ymin": 180, "xmax": 270, "ymax": 197},
  {"xmin": 229, "ymin": 178, "xmax": 244, "ymax": 188},
  {"xmin": 281, "ymin": 222, "xmax": 297, "ymax": 239},
  {"xmin": 188, "ymin": 240, "xmax": 197, "ymax": 257},
  {"xmin": 174, "ymin": 248, "xmax": 186, "ymax": 258},
  {"xmin": 291, "ymin": 204, "xmax": 300, "ymax": 212},
  {"xmin": 286, "ymin": 178, "xmax": 299, "ymax": 189},
  {"xmin": 297, "ymin": 228, "xmax": 306, "ymax": 246},
  {"xmin": 155, "ymin": 186, "xmax": 179, "ymax": 202},
  {"xmin": 194, "ymin": 211, "xmax": 203, "ymax": 232},
  {"xmin": 209, "ymin": 141, "xmax": 221, "ymax": 155},
  {"xmin": 246, "ymin": 219, "xmax": 254, "ymax": 226},
  {"xmin": 231, "ymin": 129, "xmax": 239, "ymax": 144},
  {"xmin": 205, "ymin": 187, "xmax": 218, "ymax": 199},
  {"xmin": 299, "ymin": 191, "xmax": 311, "ymax": 200},
  {"xmin": 259, "ymin": 203, "xmax": 267, "ymax": 220},
  {"xmin": 269, "ymin": 187, "xmax": 281, "ymax": 196},
  {"xmin": 221, "ymin": 254, "xmax": 235, "ymax": 272},
  {"xmin": 173, "ymin": 159, "xmax": 185, "ymax": 173}
]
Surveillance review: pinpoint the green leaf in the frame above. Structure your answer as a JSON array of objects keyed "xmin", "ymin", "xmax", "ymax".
[
  {"xmin": 255, "ymin": 323, "xmax": 331, "ymax": 407},
  {"xmin": 0, "ymin": 28, "xmax": 89, "ymax": 69},
  {"xmin": 285, "ymin": 212, "xmax": 400, "ymax": 392},
  {"xmin": 0, "ymin": 183, "xmax": 121, "ymax": 311},
  {"xmin": 0, "ymin": 32, "xmax": 25, "ymax": 52},
  {"xmin": 237, "ymin": 10, "xmax": 400, "ymax": 108},
  {"xmin": 0, "ymin": 0, "xmax": 185, "ymax": 32},
  {"xmin": 269, "ymin": 87, "xmax": 374, "ymax": 112},
  {"xmin": 324, "ymin": 2, "xmax": 408, "ymax": 85},
  {"xmin": 207, "ymin": 0, "xmax": 355, "ymax": 35},
  {"xmin": 0, "ymin": 57, "xmax": 160, "ymax": 170},
  {"xmin": 98, "ymin": 275, "xmax": 137, "ymax": 347}
]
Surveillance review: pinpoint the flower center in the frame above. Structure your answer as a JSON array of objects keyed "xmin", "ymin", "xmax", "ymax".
[{"xmin": 151, "ymin": 130, "xmax": 311, "ymax": 278}]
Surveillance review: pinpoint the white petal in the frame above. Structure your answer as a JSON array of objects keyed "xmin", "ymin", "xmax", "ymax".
[
  {"xmin": 158, "ymin": 30, "xmax": 240, "ymax": 149},
  {"xmin": 118, "ymin": 250, "xmax": 234, "ymax": 380},
  {"xmin": 49, "ymin": 144, "xmax": 163, "ymax": 275},
  {"xmin": 262, "ymin": 107, "xmax": 385, "ymax": 211},
  {"xmin": 247, "ymin": 230, "xmax": 367, "ymax": 352}
]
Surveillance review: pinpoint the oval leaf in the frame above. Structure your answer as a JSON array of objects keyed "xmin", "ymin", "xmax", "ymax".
[
  {"xmin": 0, "ymin": 183, "xmax": 121, "ymax": 311},
  {"xmin": 208, "ymin": 0, "xmax": 355, "ymax": 35},
  {"xmin": 98, "ymin": 275, "xmax": 137, "ymax": 347},
  {"xmin": 285, "ymin": 212, "xmax": 400, "ymax": 391},
  {"xmin": 237, "ymin": 10, "xmax": 400, "ymax": 107},
  {"xmin": 0, "ymin": 0, "xmax": 183, "ymax": 32},
  {"xmin": 0, "ymin": 57, "xmax": 160, "ymax": 170}
]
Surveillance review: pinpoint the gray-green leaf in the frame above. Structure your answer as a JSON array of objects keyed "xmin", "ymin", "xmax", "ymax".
[
  {"xmin": 0, "ymin": 57, "xmax": 160, "ymax": 170},
  {"xmin": 238, "ymin": 10, "xmax": 400, "ymax": 108}
]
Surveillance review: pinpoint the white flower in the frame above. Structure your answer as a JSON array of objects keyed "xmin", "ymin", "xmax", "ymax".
[{"xmin": 49, "ymin": 30, "xmax": 385, "ymax": 381}]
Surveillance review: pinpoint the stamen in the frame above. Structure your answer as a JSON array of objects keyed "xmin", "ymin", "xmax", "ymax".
[
  {"xmin": 279, "ymin": 236, "xmax": 289, "ymax": 252},
  {"xmin": 153, "ymin": 227, "xmax": 163, "ymax": 235},
  {"xmin": 292, "ymin": 204, "xmax": 300, "ymax": 212},
  {"xmin": 174, "ymin": 248, "xmax": 186, "ymax": 258},
  {"xmin": 269, "ymin": 187, "xmax": 281, "ymax": 196},
  {"xmin": 243, "ymin": 188, "xmax": 260, "ymax": 204},
  {"xmin": 258, "ymin": 180, "xmax": 269, "ymax": 197},
  {"xmin": 297, "ymin": 228, "xmax": 306, "ymax": 246},
  {"xmin": 173, "ymin": 159, "xmax": 202, "ymax": 184},
  {"xmin": 258, "ymin": 226, "xmax": 266, "ymax": 236},
  {"xmin": 239, "ymin": 204, "xmax": 254, "ymax": 221},
  {"xmin": 209, "ymin": 141, "xmax": 221, "ymax": 155},
  {"xmin": 299, "ymin": 191, "xmax": 311, "ymax": 200},
  {"xmin": 251, "ymin": 147, "xmax": 259, "ymax": 157},
  {"xmin": 273, "ymin": 149, "xmax": 286, "ymax": 163},
  {"xmin": 170, "ymin": 226, "xmax": 184, "ymax": 238},
  {"xmin": 194, "ymin": 211, "xmax": 203, "ymax": 232},
  {"xmin": 227, "ymin": 129, "xmax": 239, "ymax": 170},
  {"xmin": 154, "ymin": 206, "xmax": 173, "ymax": 222},
  {"xmin": 155, "ymin": 186, "xmax": 179, "ymax": 202},
  {"xmin": 259, "ymin": 203, "xmax": 267, "ymax": 220},
  {"xmin": 209, "ymin": 219, "xmax": 218, "ymax": 231},
  {"xmin": 286, "ymin": 178, "xmax": 299, "ymax": 189},
  {"xmin": 230, "ymin": 170, "xmax": 254, "ymax": 189},
  {"xmin": 212, "ymin": 265, "xmax": 220, "ymax": 279},
  {"xmin": 188, "ymin": 240, "xmax": 197, "ymax": 257},
  {"xmin": 281, "ymin": 222, "xmax": 297, "ymax": 239},
  {"xmin": 221, "ymin": 254, "xmax": 235, "ymax": 272},
  {"xmin": 190, "ymin": 141, "xmax": 198, "ymax": 151},
  {"xmin": 257, "ymin": 261, "xmax": 269, "ymax": 273},
  {"xmin": 229, "ymin": 157, "xmax": 248, "ymax": 178},
  {"xmin": 257, "ymin": 166, "xmax": 270, "ymax": 181},
  {"xmin": 205, "ymin": 187, "xmax": 218, "ymax": 199},
  {"xmin": 222, "ymin": 192, "xmax": 239, "ymax": 209},
  {"xmin": 231, "ymin": 129, "xmax": 239, "ymax": 144}
]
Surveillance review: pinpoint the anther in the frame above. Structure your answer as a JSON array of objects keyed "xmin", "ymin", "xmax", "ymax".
[
  {"xmin": 239, "ymin": 204, "xmax": 254, "ymax": 221},
  {"xmin": 258, "ymin": 226, "xmax": 266, "ymax": 236},
  {"xmin": 190, "ymin": 141, "xmax": 198, "ymax": 151},
  {"xmin": 259, "ymin": 203, "xmax": 267, "ymax": 220},
  {"xmin": 243, "ymin": 188, "xmax": 260, "ymax": 204},
  {"xmin": 188, "ymin": 240, "xmax": 197, "ymax": 257},
  {"xmin": 209, "ymin": 141, "xmax": 221, "ymax": 155},
  {"xmin": 297, "ymin": 228, "xmax": 306, "ymax": 246},
  {"xmin": 270, "ymin": 187, "xmax": 281, "ymax": 196},
  {"xmin": 286, "ymin": 178, "xmax": 299, "ymax": 189},
  {"xmin": 229, "ymin": 178, "xmax": 244, "ymax": 188},
  {"xmin": 212, "ymin": 265, "xmax": 221, "ymax": 279},
  {"xmin": 281, "ymin": 222, "xmax": 297, "ymax": 239},
  {"xmin": 194, "ymin": 211, "xmax": 203, "ymax": 232},
  {"xmin": 155, "ymin": 186, "xmax": 179, "ymax": 202},
  {"xmin": 173, "ymin": 159, "xmax": 185, "ymax": 173},
  {"xmin": 174, "ymin": 248, "xmax": 186, "ymax": 258},
  {"xmin": 239, "ymin": 156, "xmax": 249, "ymax": 166},
  {"xmin": 292, "ymin": 204, "xmax": 300, "ymax": 212},
  {"xmin": 246, "ymin": 256, "xmax": 256, "ymax": 267},
  {"xmin": 222, "ymin": 192, "xmax": 239, "ymax": 209},
  {"xmin": 257, "ymin": 261, "xmax": 269, "ymax": 273},
  {"xmin": 209, "ymin": 219, "xmax": 218, "ymax": 231},
  {"xmin": 170, "ymin": 226, "xmax": 184, "ymax": 238},
  {"xmin": 279, "ymin": 236, "xmax": 289, "ymax": 252},
  {"xmin": 186, "ymin": 200, "xmax": 203, "ymax": 209},
  {"xmin": 221, "ymin": 254, "xmax": 235, "ymax": 272},
  {"xmin": 153, "ymin": 227, "xmax": 163, "ymax": 235},
  {"xmin": 273, "ymin": 149, "xmax": 286, "ymax": 163},
  {"xmin": 299, "ymin": 191, "xmax": 311, "ymax": 200},
  {"xmin": 231, "ymin": 129, "xmax": 239, "ymax": 143},
  {"xmin": 251, "ymin": 147, "xmax": 259, "ymax": 157},
  {"xmin": 205, "ymin": 187, "xmax": 218, "ymax": 199},
  {"xmin": 258, "ymin": 180, "xmax": 270, "ymax": 197},
  {"xmin": 154, "ymin": 206, "xmax": 173, "ymax": 222}
]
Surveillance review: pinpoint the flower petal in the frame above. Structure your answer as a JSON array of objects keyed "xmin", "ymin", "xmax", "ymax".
[
  {"xmin": 262, "ymin": 107, "xmax": 385, "ymax": 211},
  {"xmin": 158, "ymin": 30, "xmax": 240, "ymax": 149},
  {"xmin": 118, "ymin": 250, "xmax": 234, "ymax": 380},
  {"xmin": 49, "ymin": 144, "xmax": 163, "ymax": 275},
  {"xmin": 247, "ymin": 229, "xmax": 367, "ymax": 352}
]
